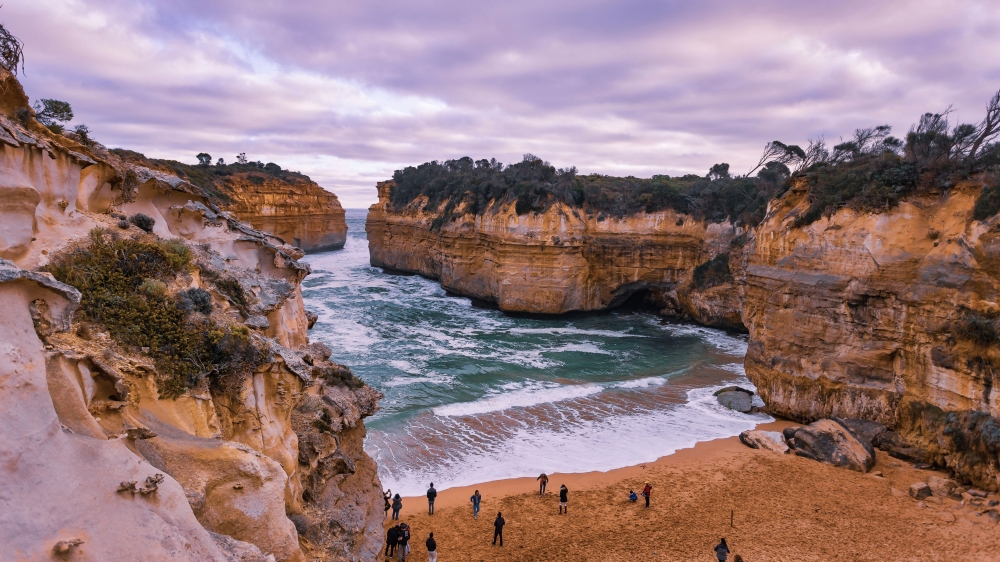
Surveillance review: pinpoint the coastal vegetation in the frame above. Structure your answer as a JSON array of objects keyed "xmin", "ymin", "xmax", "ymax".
[
  {"xmin": 110, "ymin": 148, "xmax": 314, "ymax": 205},
  {"xmin": 46, "ymin": 228, "xmax": 267, "ymax": 397},
  {"xmin": 388, "ymin": 90, "xmax": 1000, "ymax": 230}
]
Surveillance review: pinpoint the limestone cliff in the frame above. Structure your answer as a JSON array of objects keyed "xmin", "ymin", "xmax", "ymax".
[
  {"xmin": 367, "ymin": 181, "xmax": 745, "ymax": 328},
  {"xmin": 0, "ymin": 75, "xmax": 381, "ymax": 561},
  {"xmin": 742, "ymin": 177, "xmax": 1000, "ymax": 490},
  {"xmin": 112, "ymin": 150, "xmax": 348, "ymax": 253}
]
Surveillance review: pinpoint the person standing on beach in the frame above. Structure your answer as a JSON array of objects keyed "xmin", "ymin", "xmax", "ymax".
[
  {"xmin": 426, "ymin": 532, "xmax": 438, "ymax": 562},
  {"xmin": 391, "ymin": 494, "xmax": 403, "ymax": 520},
  {"xmin": 714, "ymin": 538, "xmax": 730, "ymax": 562},
  {"xmin": 383, "ymin": 489, "xmax": 392, "ymax": 519},
  {"xmin": 537, "ymin": 473, "xmax": 548, "ymax": 496},
  {"xmin": 558, "ymin": 484, "xmax": 568, "ymax": 514},
  {"xmin": 470, "ymin": 490, "xmax": 482, "ymax": 519},
  {"xmin": 493, "ymin": 512, "xmax": 505, "ymax": 546},
  {"xmin": 427, "ymin": 483, "xmax": 437, "ymax": 515},
  {"xmin": 384, "ymin": 524, "xmax": 398, "ymax": 558},
  {"xmin": 641, "ymin": 481, "xmax": 652, "ymax": 508},
  {"xmin": 397, "ymin": 523, "xmax": 410, "ymax": 561}
]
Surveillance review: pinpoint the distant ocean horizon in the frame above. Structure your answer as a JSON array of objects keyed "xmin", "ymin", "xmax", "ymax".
[{"xmin": 302, "ymin": 209, "xmax": 769, "ymax": 497}]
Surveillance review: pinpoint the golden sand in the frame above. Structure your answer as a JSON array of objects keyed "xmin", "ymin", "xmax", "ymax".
[{"xmin": 381, "ymin": 422, "xmax": 999, "ymax": 561}]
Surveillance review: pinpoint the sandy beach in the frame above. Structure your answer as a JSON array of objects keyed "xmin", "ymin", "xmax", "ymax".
[{"xmin": 381, "ymin": 421, "xmax": 999, "ymax": 561}]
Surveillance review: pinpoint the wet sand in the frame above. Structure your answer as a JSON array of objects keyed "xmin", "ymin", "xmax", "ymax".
[{"xmin": 381, "ymin": 421, "xmax": 999, "ymax": 561}]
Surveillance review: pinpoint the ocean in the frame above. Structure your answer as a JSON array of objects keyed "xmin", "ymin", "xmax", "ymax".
[{"xmin": 302, "ymin": 209, "xmax": 770, "ymax": 497}]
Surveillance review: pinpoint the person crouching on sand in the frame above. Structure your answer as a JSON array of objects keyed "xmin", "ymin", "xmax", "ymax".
[
  {"xmin": 714, "ymin": 538, "xmax": 730, "ymax": 562},
  {"xmin": 558, "ymin": 484, "xmax": 568, "ymax": 514},
  {"xmin": 641, "ymin": 481, "xmax": 652, "ymax": 508},
  {"xmin": 470, "ymin": 490, "xmax": 482, "ymax": 519},
  {"xmin": 628, "ymin": 489, "xmax": 638, "ymax": 502},
  {"xmin": 537, "ymin": 473, "xmax": 548, "ymax": 495}
]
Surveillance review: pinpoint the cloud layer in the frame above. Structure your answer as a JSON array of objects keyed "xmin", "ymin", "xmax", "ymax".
[{"xmin": 7, "ymin": 0, "xmax": 1000, "ymax": 206}]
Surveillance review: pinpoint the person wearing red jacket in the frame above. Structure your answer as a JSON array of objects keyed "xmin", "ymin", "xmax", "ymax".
[{"xmin": 641, "ymin": 482, "xmax": 652, "ymax": 508}]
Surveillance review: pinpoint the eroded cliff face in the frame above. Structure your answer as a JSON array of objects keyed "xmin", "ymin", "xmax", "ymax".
[
  {"xmin": 367, "ymin": 181, "xmax": 745, "ymax": 327},
  {"xmin": 212, "ymin": 175, "xmax": 347, "ymax": 253},
  {"xmin": 743, "ymin": 177, "xmax": 1000, "ymax": 490},
  {"xmin": 0, "ymin": 79, "xmax": 382, "ymax": 561},
  {"xmin": 109, "ymin": 151, "xmax": 348, "ymax": 253}
]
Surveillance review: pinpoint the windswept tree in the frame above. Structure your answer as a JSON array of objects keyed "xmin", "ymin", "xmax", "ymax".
[
  {"xmin": 0, "ymin": 21, "xmax": 24, "ymax": 77},
  {"xmin": 197, "ymin": 153, "xmax": 212, "ymax": 166},
  {"xmin": 32, "ymin": 98, "xmax": 74, "ymax": 129}
]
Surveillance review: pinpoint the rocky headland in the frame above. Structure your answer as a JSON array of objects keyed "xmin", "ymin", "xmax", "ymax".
[
  {"xmin": 113, "ymin": 149, "xmax": 348, "ymax": 253},
  {"xmin": 367, "ymin": 179, "xmax": 746, "ymax": 330},
  {"xmin": 0, "ymin": 71, "xmax": 381, "ymax": 561}
]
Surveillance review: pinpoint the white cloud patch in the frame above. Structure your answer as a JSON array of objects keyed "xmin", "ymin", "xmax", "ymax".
[{"xmin": 5, "ymin": 0, "xmax": 1000, "ymax": 207}]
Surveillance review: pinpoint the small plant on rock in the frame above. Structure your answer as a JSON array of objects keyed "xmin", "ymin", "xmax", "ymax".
[{"xmin": 129, "ymin": 213, "xmax": 155, "ymax": 233}]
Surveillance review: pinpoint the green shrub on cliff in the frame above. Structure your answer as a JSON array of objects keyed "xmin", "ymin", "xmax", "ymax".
[
  {"xmin": 389, "ymin": 154, "xmax": 788, "ymax": 229},
  {"xmin": 46, "ymin": 229, "xmax": 266, "ymax": 398}
]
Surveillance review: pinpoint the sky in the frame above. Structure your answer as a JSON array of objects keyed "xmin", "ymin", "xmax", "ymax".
[{"xmin": 6, "ymin": 1, "xmax": 1000, "ymax": 207}]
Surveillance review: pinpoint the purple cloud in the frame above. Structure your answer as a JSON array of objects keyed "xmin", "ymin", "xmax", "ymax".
[{"xmin": 6, "ymin": 0, "xmax": 1000, "ymax": 206}]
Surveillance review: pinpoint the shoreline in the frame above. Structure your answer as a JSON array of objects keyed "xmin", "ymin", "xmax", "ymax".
[{"xmin": 396, "ymin": 419, "xmax": 796, "ymax": 511}]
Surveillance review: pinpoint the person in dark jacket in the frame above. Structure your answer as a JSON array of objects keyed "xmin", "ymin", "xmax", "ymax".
[
  {"xmin": 641, "ymin": 482, "xmax": 652, "ymax": 508},
  {"xmin": 426, "ymin": 532, "xmax": 438, "ymax": 562},
  {"xmin": 427, "ymin": 482, "xmax": 437, "ymax": 514},
  {"xmin": 558, "ymin": 484, "xmax": 568, "ymax": 514},
  {"xmin": 384, "ymin": 525, "xmax": 399, "ymax": 558},
  {"xmin": 396, "ymin": 524, "xmax": 410, "ymax": 561},
  {"xmin": 383, "ymin": 489, "xmax": 392, "ymax": 519},
  {"xmin": 391, "ymin": 494, "xmax": 402, "ymax": 520},
  {"xmin": 493, "ymin": 512, "xmax": 505, "ymax": 546},
  {"xmin": 714, "ymin": 538, "xmax": 730, "ymax": 562},
  {"xmin": 470, "ymin": 490, "xmax": 482, "ymax": 519}
]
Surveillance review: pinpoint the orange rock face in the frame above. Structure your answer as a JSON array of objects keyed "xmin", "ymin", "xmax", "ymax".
[
  {"xmin": 220, "ymin": 175, "xmax": 347, "ymax": 252},
  {"xmin": 742, "ymin": 178, "xmax": 1000, "ymax": 489},
  {"xmin": 366, "ymin": 181, "xmax": 744, "ymax": 327}
]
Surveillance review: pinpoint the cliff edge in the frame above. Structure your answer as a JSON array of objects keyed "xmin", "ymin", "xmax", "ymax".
[{"xmin": 0, "ymin": 73, "xmax": 381, "ymax": 561}]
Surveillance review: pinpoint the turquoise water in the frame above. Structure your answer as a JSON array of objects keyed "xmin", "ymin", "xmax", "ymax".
[{"xmin": 302, "ymin": 209, "xmax": 769, "ymax": 496}]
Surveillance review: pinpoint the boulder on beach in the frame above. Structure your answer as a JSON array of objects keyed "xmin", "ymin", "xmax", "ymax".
[
  {"xmin": 788, "ymin": 419, "xmax": 876, "ymax": 473},
  {"xmin": 714, "ymin": 386, "xmax": 755, "ymax": 413},
  {"xmin": 927, "ymin": 475, "xmax": 957, "ymax": 497},
  {"xmin": 739, "ymin": 430, "xmax": 789, "ymax": 454},
  {"xmin": 909, "ymin": 482, "xmax": 932, "ymax": 500}
]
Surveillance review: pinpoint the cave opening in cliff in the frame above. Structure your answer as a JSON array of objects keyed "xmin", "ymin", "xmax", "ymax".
[{"xmin": 615, "ymin": 288, "xmax": 659, "ymax": 312}]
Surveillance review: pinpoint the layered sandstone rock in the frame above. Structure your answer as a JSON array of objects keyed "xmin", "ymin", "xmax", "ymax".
[
  {"xmin": 216, "ymin": 175, "xmax": 347, "ymax": 253},
  {"xmin": 0, "ymin": 78, "xmax": 382, "ymax": 561},
  {"xmin": 367, "ymin": 180, "xmax": 744, "ymax": 326},
  {"xmin": 108, "ymin": 150, "xmax": 348, "ymax": 253},
  {"xmin": 743, "ymin": 177, "xmax": 1000, "ymax": 490}
]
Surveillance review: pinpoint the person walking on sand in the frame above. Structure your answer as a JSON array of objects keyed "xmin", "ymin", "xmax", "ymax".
[
  {"xmin": 714, "ymin": 538, "xmax": 730, "ymax": 562},
  {"xmin": 558, "ymin": 484, "xmax": 568, "ymax": 514},
  {"xmin": 383, "ymin": 489, "xmax": 392, "ymax": 519},
  {"xmin": 391, "ymin": 493, "xmax": 402, "ymax": 520},
  {"xmin": 426, "ymin": 532, "xmax": 438, "ymax": 562},
  {"xmin": 641, "ymin": 481, "xmax": 652, "ymax": 508},
  {"xmin": 537, "ymin": 473, "xmax": 549, "ymax": 496},
  {"xmin": 384, "ymin": 524, "xmax": 398, "ymax": 558},
  {"xmin": 427, "ymin": 483, "xmax": 437, "ymax": 514},
  {"xmin": 493, "ymin": 512, "xmax": 505, "ymax": 546},
  {"xmin": 470, "ymin": 490, "xmax": 482, "ymax": 520}
]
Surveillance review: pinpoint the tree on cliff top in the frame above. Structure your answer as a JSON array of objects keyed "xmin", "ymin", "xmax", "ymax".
[{"xmin": 0, "ymin": 21, "xmax": 24, "ymax": 77}]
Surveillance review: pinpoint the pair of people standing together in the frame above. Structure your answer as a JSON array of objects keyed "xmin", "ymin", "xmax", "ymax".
[{"xmin": 537, "ymin": 474, "xmax": 570, "ymax": 514}]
